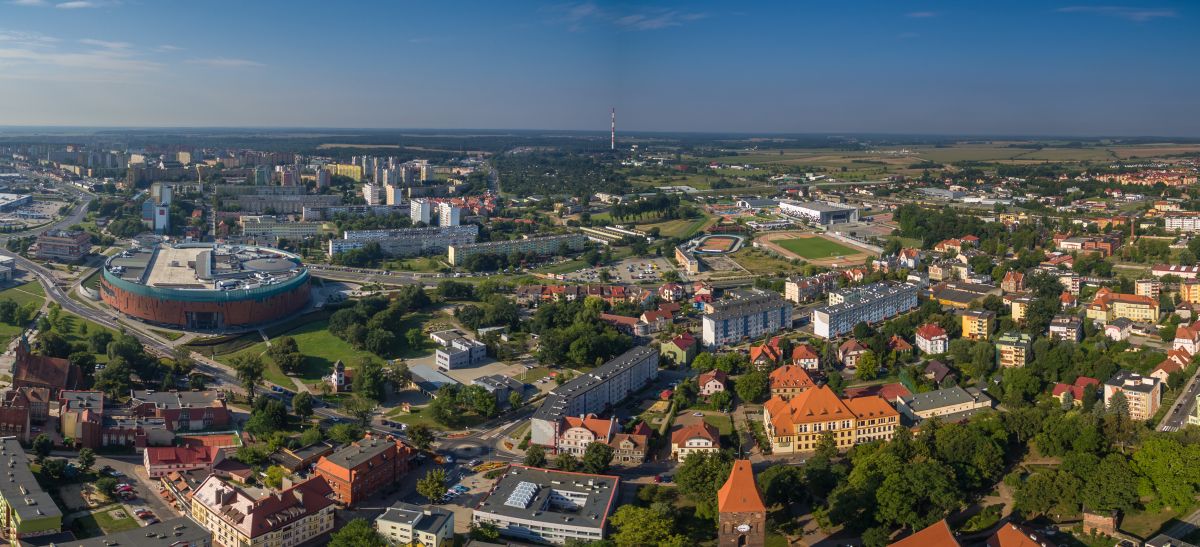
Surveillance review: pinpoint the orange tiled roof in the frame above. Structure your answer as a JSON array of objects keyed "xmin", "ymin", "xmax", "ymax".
[
  {"xmin": 916, "ymin": 323, "xmax": 947, "ymax": 340},
  {"xmin": 671, "ymin": 421, "xmax": 718, "ymax": 445},
  {"xmin": 563, "ymin": 414, "xmax": 616, "ymax": 439},
  {"xmin": 717, "ymin": 459, "xmax": 766, "ymax": 514},
  {"xmin": 791, "ymin": 344, "xmax": 819, "ymax": 361},
  {"xmin": 987, "ymin": 523, "xmax": 1050, "ymax": 547},
  {"xmin": 890, "ymin": 519, "xmax": 959, "ymax": 547},
  {"xmin": 769, "ymin": 365, "xmax": 815, "ymax": 390}
]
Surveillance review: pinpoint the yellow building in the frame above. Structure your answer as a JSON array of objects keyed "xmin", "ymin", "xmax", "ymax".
[
  {"xmin": 1182, "ymin": 280, "xmax": 1200, "ymax": 305},
  {"xmin": 1009, "ymin": 296, "xmax": 1031, "ymax": 323},
  {"xmin": 191, "ymin": 475, "xmax": 334, "ymax": 547},
  {"xmin": 1086, "ymin": 287, "xmax": 1159, "ymax": 324},
  {"xmin": 763, "ymin": 386, "xmax": 899, "ymax": 454},
  {"xmin": 961, "ymin": 310, "xmax": 995, "ymax": 341},
  {"xmin": 996, "ymin": 332, "xmax": 1031, "ymax": 368},
  {"xmin": 327, "ymin": 163, "xmax": 363, "ymax": 182}
]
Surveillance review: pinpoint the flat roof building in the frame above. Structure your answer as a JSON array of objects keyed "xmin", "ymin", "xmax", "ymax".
[
  {"xmin": 377, "ymin": 503, "xmax": 454, "ymax": 547},
  {"xmin": 702, "ymin": 291, "xmax": 794, "ymax": 346},
  {"xmin": 779, "ymin": 200, "xmax": 858, "ymax": 225},
  {"xmin": 448, "ymin": 234, "xmax": 587, "ymax": 266},
  {"xmin": 0, "ymin": 437, "xmax": 62, "ymax": 541},
  {"xmin": 530, "ymin": 346, "xmax": 658, "ymax": 448},
  {"xmin": 472, "ymin": 465, "xmax": 619, "ymax": 545}
]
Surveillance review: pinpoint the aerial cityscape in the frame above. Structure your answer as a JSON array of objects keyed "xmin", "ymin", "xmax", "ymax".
[{"xmin": 0, "ymin": 1, "xmax": 1198, "ymax": 547}]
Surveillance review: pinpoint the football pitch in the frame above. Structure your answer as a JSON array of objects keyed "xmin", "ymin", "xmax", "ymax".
[{"xmin": 775, "ymin": 237, "xmax": 859, "ymax": 259}]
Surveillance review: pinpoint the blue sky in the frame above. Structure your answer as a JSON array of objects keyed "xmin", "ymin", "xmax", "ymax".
[{"xmin": 0, "ymin": 1, "xmax": 1197, "ymax": 135}]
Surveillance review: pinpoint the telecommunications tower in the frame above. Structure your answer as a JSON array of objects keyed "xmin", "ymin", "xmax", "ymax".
[{"xmin": 611, "ymin": 108, "xmax": 615, "ymax": 150}]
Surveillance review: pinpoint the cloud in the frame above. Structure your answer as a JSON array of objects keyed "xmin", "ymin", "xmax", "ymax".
[
  {"xmin": 9, "ymin": 0, "xmax": 48, "ymax": 6},
  {"xmin": 79, "ymin": 38, "xmax": 130, "ymax": 49},
  {"xmin": 154, "ymin": 44, "xmax": 181, "ymax": 52},
  {"xmin": 0, "ymin": 47, "xmax": 159, "ymax": 71},
  {"xmin": 549, "ymin": 2, "xmax": 705, "ymax": 32},
  {"xmin": 185, "ymin": 57, "xmax": 264, "ymax": 68},
  {"xmin": 1056, "ymin": 6, "xmax": 1177, "ymax": 22},
  {"xmin": 906, "ymin": 11, "xmax": 938, "ymax": 18},
  {"xmin": 56, "ymin": 0, "xmax": 100, "ymax": 8},
  {"xmin": 614, "ymin": 10, "xmax": 707, "ymax": 31},
  {"xmin": 0, "ymin": 30, "xmax": 59, "ymax": 46}
]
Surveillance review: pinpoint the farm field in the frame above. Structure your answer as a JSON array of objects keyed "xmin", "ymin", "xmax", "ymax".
[{"xmin": 775, "ymin": 237, "xmax": 859, "ymax": 259}]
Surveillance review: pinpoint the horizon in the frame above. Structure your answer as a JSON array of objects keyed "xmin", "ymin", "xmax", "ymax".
[{"xmin": 1, "ymin": 1, "xmax": 1198, "ymax": 135}]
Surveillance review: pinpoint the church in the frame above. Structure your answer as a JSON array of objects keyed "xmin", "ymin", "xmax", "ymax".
[{"xmin": 717, "ymin": 459, "xmax": 767, "ymax": 547}]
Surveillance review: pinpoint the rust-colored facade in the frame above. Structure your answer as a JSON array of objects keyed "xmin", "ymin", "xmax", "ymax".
[
  {"xmin": 314, "ymin": 436, "xmax": 413, "ymax": 507},
  {"xmin": 100, "ymin": 275, "xmax": 309, "ymax": 329}
]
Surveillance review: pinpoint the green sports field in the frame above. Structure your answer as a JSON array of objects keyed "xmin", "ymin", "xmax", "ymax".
[{"xmin": 775, "ymin": 237, "xmax": 859, "ymax": 259}]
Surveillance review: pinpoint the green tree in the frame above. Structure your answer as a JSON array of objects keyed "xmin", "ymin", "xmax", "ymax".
[
  {"xmin": 232, "ymin": 354, "xmax": 265, "ymax": 406},
  {"xmin": 555, "ymin": 452, "xmax": 579, "ymax": 472},
  {"xmin": 31, "ymin": 434, "xmax": 52, "ymax": 463},
  {"xmin": 41, "ymin": 458, "xmax": 67, "ymax": 479},
  {"xmin": 291, "ymin": 391, "xmax": 313, "ymax": 421},
  {"xmin": 328, "ymin": 518, "xmax": 387, "ymax": 547},
  {"xmin": 710, "ymin": 390, "xmax": 733, "ymax": 411},
  {"xmin": 675, "ymin": 451, "xmax": 733, "ymax": 519},
  {"xmin": 353, "ymin": 359, "xmax": 387, "ymax": 402},
  {"xmin": 757, "ymin": 464, "xmax": 805, "ymax": 507},
  {"xmin": 77, "ymin": 447, "xmax": 95, "ymax": 474},
  {"xmin": 299, "ymin": 426, "xmax": 324, "ymax": 447},
  {"xmin": 582, "ymin": 442, "xmax": 614, "ymax": 474},
  {"xmin": 93, "ymin": 357, "xmax": 133, "ymax": 398},
  {"xmin": 524, "ymin": 444, "xmax": 547, "ymax": 467},
  {"xmin": 692, "ymin": 352, "xmax": 716, "ymax": 372},
  {"xmin": 1080, "ymin": 453, "xmax": 1139, "ymax": 513},
  {"xmin": 876, "ymin": 460, "xmax": 961, "ymax": 531},
  {"xmin": 95, "ymin": 477, "xmax": 118, "ymax": 498},
  {"xmin": 1014, "ymin": 471, "xmax": 1061, "ymax": 518},
  {"xmin": 417, "ymin": 468, "xmax": 447, "ymax": 503},
  {"xmin": 609, "ymin": 504, "xmax": 687, "ymax": 547},
  {"xmin": 855, "ymin": 351, "xmax": 879, "ymax": 381},
  {"xmin": 508, "ymin": 390, "xmax": 524, "ymax": 409},
  {"xmin": 328, "ymin": 423, "xmax": 364, "ymax": 444},
  {"xmin": 343, "ymin": 395, "xmax": 378, "ymax": 426},
  {"xmin": 263, "ymin": 465, "xmax": 287, "ymax": 489},
  {"xmin": 408, "ymin": 425, "xmax": 434, "ymax": 451},
  {"xmin": 735, "ymin": 370, "xmax": 770, "ymax": 404}
]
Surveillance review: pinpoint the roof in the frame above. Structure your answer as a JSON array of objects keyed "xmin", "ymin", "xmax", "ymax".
[
  {"xmin": 839, "ymin": 339, "xmax": 867, "ymax": 354},
  {"xmin": 473, "ymin": 466, "xmax": 619, "ymax": 531},
  {"xmin": 792, "ymin": 344, "xmax": 819, "ymax": 361},
  {"xmin": 900, "ymin": 386, "xmax": 986, "ymax": 413},
  {"xmin": 13, "ymin": 339, "xmax": 76, "ymax": 392},
  {"xmin": 671, "ymin": 421, "xmax": 719, "ymax": 445},
  {"xmin": 43, "ymin": 517, "xmax": 211, "ymax": 547},
  {"xmin": 378, "ymin": 502, "xmax": 453, "ymax": 535},
  {"xmin": 924, "ymin": 360, "xmax": 956, "ymax": 383},
  {"xmin": 889, "ymin": 335, "xmax": 913, "ymax": 351},
  {"xmin": 769, "ymin": 365, "xmax": 815, "ymax": 390},
  {"xmin": 704, "ymin": 291, "xmax": 791, "ymax": 322},
  {"xmin": 717, "ymin": 460, "xmax": 765, "ymax": 514},
  {"xmin": 890, "ymin": 519, "xmax": 959, "ymax": 547},
  {"xmin": 916, "ymin": 323, "xmax": 948, "ymax": 340},
  {"xmin": 1052, "ymin": 376, "xmax": 1100, "ymax": 400},
  {"xmin": 0, "ymin": 437, "xmax": 61, "ymax": 523},
  {"xmin": 987, "ymin": 523, "xmax": 1053, "ymax": 547},
  {"xmin": 562, "ymin": 414, "xmax": 616, "ymax": 439},
  {"xmin": 843, "ymin": 382, "xmax": 912, "ymax": 401},
  {"xmin": 670, "ymin": 333, "xmax": 696, "ymax": 350},
  {"xmin": 699, "ymin": 370, "xmax": 728, "ymax": 386},
  {"xmin": 145, "ymin": 445, "xmax": 219, "ymax": 466},
  {"xmin": 130, "ymin": 389, "xmax": 224, "ymax": 410},
  {"xmin": 191, "ymin": 475, "xmax": 333, "ymax": 539},
  {"xmin": 1105, "ymin": 370, "xmax": 1160, "ymax": 393}
]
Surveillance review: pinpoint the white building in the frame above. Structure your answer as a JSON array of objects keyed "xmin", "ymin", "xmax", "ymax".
[
  {"xmin": 363, "ymin": 184, "xmax": 385, "ymax": 205},
  {"xmin": 701, "ymin": 291, "xmax": 793, "ymax": 347},
  {"xmin": 472, "ymin": 466, "xmax": 619, "ymax": 545},
  {"xmin": 779, "ymin": 200, "xmax": 859, "ymax": 224},
  {"xmin": 411, "ymin": 198, "xmax": 433, "ymax": 225},
  {"xmin": 327, "ymin": 224, "xmax": 478, "ymax": 258},
  {"xmin": 530, "ymin": 346, "xmax": 658, "ymax": 447},
  {"xmin": 812, "ymin": 283, "xmax": 919, "ymax": 339},
  {"xmin": 377, "ymin": 503, "xmax": 454, "ymax": 547},
  {"xmin": 438, "ymin": 202, "xmax": 462, "ymax": 227},
  {"xmin": 436, "ymin": 337, "xmax": 487, "ymax": 370},
  {"xmin": 1104, "ymin": 370, "xmax": 1161, "ymax": 421},
  {"xmin": 1165, "ymin": 213, "xmax": 1200, "ymax": 232}
]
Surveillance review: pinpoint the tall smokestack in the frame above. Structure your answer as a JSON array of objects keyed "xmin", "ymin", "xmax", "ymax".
[{"xmin": 611, "ymin": 108, "xmax": 615, "ymax": 151}]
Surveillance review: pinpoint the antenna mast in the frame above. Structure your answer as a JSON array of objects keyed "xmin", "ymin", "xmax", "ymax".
[{"xmin": 611, "ymin": 108, "xmax": 616, "ymax": 151}]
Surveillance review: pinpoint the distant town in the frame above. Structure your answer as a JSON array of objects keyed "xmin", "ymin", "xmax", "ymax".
[{"xmin": 0, "ymin": 131, "xmax": 1198, "ymax": 547}]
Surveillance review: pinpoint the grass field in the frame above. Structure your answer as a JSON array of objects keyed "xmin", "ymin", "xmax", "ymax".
[
  {"xmin": 220, "ymin": 318, "xmax": 378, "ymax": 387},
  {"xmin": 72, "ymin": 506, "xmax": 139, "ymax": 537},
  {"xmin": 637, "ymin": 214, "xmax": 717, "ymax": 239},
  {"xmin": 384, "ymin": 256, "xmax": 447, "ymax": 273},
  {"xmin": 0, "ymin": 280, "xmax": 46, "ymax": 309},
  {"xmin": 775, "ymin": 237, "xmax": 859, "ymax": 259}
]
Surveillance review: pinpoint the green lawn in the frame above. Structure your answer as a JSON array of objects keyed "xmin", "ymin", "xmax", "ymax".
[
  {"xmin": 56, "ymin": 313, "xmax": 119, "ymax": 363},
  {"xmin": 0, "ymin": 280, "xmax": 46, "ymax": 309},
  {"xmin": 73, "ymin": 506, "xmax": 139, "ymax": 537},
  {"xmin": 517, "ymin": 366, "xmax": 551, "ymax": 383},
  {"xmin": 775, "ymin": 237, "xmax": 859, "ymax": 259},
  {"xmin": 387, "ymin": 406, "xmax": 486, "ymax": 431},
  {"xmin": 150, "ymin": 328, "xmax": 184, "ymax": 341},
  {"xmin": 704, "ymin": 414, "xmax": 734, "ymax": 436},
  {"xmin": 636, "ymin": 214, "xmax": 716, "ymax": 239},
  {"xmin": 385, "ymin": 256, "xmax": 446, "ymax": 273},
  {"xmin": 222, "ymin": 318, "xmax": 379, "ymax": 387}
]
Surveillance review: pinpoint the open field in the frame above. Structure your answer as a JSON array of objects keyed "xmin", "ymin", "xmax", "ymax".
[
  {"xmin": 636, "ymin": 214, "xmax": 717, "ymax": 239},
  {"xmin": 726, "ymin": 248, "xmax": 803, "ymax": 276},
  {"xmin": 774, "ymin": 236, "xmax": 858, "ymax": 259},
  {"xmin": 220, "ymin": 317, "xmax": 379, "ymax": 386},
  {"xmin": 0, "ymin": 280, "xmax": 46, "ymax": 309},
  {"xmin": 696, "ymin": 235, "xmax": 740, "ymax": 252},
  {"xmin": 755, "ymin": 231, "xmax": 875, "ymax": 267}
]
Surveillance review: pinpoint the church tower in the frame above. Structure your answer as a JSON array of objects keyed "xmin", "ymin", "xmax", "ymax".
[{"xmin": 717, "ymin": 459, "xmax": 767, "ymax": 547}]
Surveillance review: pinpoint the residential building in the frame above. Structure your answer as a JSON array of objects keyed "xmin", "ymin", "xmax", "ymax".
[
  {"xmin": 190, "ymin": 475, "xmax": 334, "ymax": 547},
  {"xmin": 437, "ymin": 202, "xmax": 462, "ymax": 227},
  {"xmin": 473, "ymin": 375, "xmax": 525, "ymax": 407},
  {"xmin": 64, "ymin": 517, "xmax": 211, "ymax": 547},
  {"xmin": 129, "ymin": 390, "xmax": 232, "ymax": 432},
  {"xmin": 791, "ymin": 343, "xmax": 820, "ymax": 369},
  {"xmin": 1104, "ymin": 371, "xmax": 1161, "ymax": 421},
  {"xmin": 1008, "ymin": 295, "xmax": 1032, "ymax": 323},
  {"xmin": 1164, "ymin": 213, "xmax": 1200, "ymax": 232},
  {"xmin": 12, "ymin": 336, "xmax": 79, "ymax": 396},
  {"xmin": 769, "ymin": 365, "xmax": 815, "ymax": 400},
  {"xmin": 609, "ymin": 423, "xmax": 651, "ymax": 466},
  {"xmin": 1183, "ymin": 279, "xmax": 1200, "ymax": 304},
  {"xmin": 702, "ymin": 291, "xmax": 793, "ymax": 347},
  {"xmin": 717, "ymin": 460, "xmax": 766, "ymax": 547},
  {"xmin": 924, "ymin": 360, "xmax": 957, "ymax": 386},
  {"xmin": 894, "ymin": 386, "xmax": 992, "ymax": 424},
  {"xmin": 471, "ymin": 466, "xmax": 619, "ymax": 545},
  {"xmin": 698, "ymin": 370, "xmax": 728, "ymax": 397},
  {"xmin": 838, "ymin": 339, "xmax": 868, "ymax": 369},
  {"xmin": 144, "ymin": 445, "xmax": 224, "ymax": 478},
  {"xmin": 5, "ymin": 387, "xmax": 47, "ymax": 424},
  {"xmin": 376, "ymin": 503, "xmax": 454, "ymax": 547},
  {"xmin": 1175, "ymin": 320, "xmax": 1200, "ymax": 355},
  {"xmin": 314, "ymin": 435, "xmax": 414, "ymax": 507},
  {"xmin": 1001, "ymin": 270, "xmax": 1025, "ymax": 293},
  {"xmin": 328, "ymin": 225, "xmax": 478, "ymax": 258},
  {"xmin": 556, "ymin": 415, "xmax": 617, "ymax": 457},
  {"xmin": 448, "ymin": 233, "xmax": 587, "ymax": 266},
  {"xmin": 660, "ymin": 333, "xmax": 697, "ymax": 366},
  {"xmin": 1137, "ymin": 278, "xmax": 1163, "ymax": 300},
  {"xmin": 897, "ymin": 247, "xmax": 922, "ymax": 269},
  {"xmin": 1152, "ymin": 348, "xmax": 1191, "ymax": 384},
  {"xmin": 996, "ymin": 332, "xmax": 1032, "ymax": 368},
  {"xmin": 961, "ymin": 310, "xmax": 995, "ymax": 341},
  {"xmin": 763, "ymin": 385, "xmax": 899, "ymax": 454},
  {"xmin": 1105, "ymin": 317, "xmax": 1133, "ymax": 341},
  {"xmin": 1052, "ymin": 376, "xmax": 1100, "ymax": 406},
  {"xmin": 811, "ymin": 283, "xmax": 918, "ymax": 339},
  {"xmin": 0, "ymin": 437, "xmax": 61, "ymax": 542},
  {"xmin": 410, "ymin": 198, "xmax": 432, "ymax": 224},
  {"xmin": 530, "ymin": 347, "xmax": 658, "ymax": 447},
  {"xmin": 749, "ymin": 337, "xmax": 784, "ymax": 369},
  {"xmin": 890, "ymin": 519, "xmax": 959, "ymax": 547},
  {"xmin": 670, "ymin": 421, "xmax": 720, "ymax": 460},
  {"xmin": 783, "ymin": 271, "xmax": 841, "ymax": 303},
  {"xmin": 362, "ymin": 184, "xmax": 385, "ymax": 205},
  {"xmin": 987, "ymin": 523, "xmax": 1056, "ymax": 547},
  {"xmin": 915, "ymin": 323, "xmax": 949, "ymax": 354},
  {"xmin": 240, "ymin": 216, "xmax": 331, "ymax": 241},
  {"xmin": 1049, "ymin": 315, "xmax": 1083, "ymax": 342},
  {"xmin": 33, "ymin": 229, "xmax": 91, "ymax": 262},
  {"xmin": 1086, "ymin": 287, "xmax": 1159, "ymax": 324}
]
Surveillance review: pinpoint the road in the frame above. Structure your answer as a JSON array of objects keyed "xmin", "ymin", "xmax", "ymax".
[{"xmin": 1160, "ymin": 363, "xmax": 1200, "ymax": 432}]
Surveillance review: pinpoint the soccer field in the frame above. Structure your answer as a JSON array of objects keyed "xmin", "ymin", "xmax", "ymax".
[{"xmin": 775, "ymin": 237, "xmax": 859, "ymax": 259}]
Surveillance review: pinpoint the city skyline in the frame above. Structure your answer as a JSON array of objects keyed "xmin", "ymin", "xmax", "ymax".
[{"xmin": 0, "ymin": 1, "xmax": 1197, "ymax": 135}]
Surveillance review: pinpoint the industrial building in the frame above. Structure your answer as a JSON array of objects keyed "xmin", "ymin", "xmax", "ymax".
[{"xmin": 779, "ymin": 200, "xmax": 859, "ymax": 224}]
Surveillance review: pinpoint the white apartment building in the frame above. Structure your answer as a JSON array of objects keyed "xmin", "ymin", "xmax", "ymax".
[
  {"xmin": 377, "ymin": 503, "xmax": 454, "ymax": 547},
  {"xmin": 530, "ymin": 346, "xmax": 658, "ymax": 447},
  {"xmin": 411, "ymin": 198, "xmax": 433, "ymax": 224},
  {"xmin": 1104, "ymin": 371, "xmax": 1161, "ymax": 421},
  {"xmin": 701, "ymin": 291, "xmax": 794, "ymax": 347},
  {"xmin": 362, "ymin": 184, "xmax": 385, "ymax": 205},
  {"xmin": 812, "ymin": 283, "xmax": 919, "ymax": 339},
  {"xmin": 438, "ymin": 202, "xmax": 462, "ymax": 226},
  {"xmin": 328, "ymin": 224, "xmax": 478, "ymax": 257},
  {"xmin": 1165, "ymin": 213, "xmax": 1200, "ymax": 232}
]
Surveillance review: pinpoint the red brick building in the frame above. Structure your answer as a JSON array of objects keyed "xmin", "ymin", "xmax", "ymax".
[
  {"xmin": 12, "ymin": 337, "xmax": 79, "ymax": 396},
  {"xmin": 314, "ymin": 435, "xmax": 414, "ymax": 506}
]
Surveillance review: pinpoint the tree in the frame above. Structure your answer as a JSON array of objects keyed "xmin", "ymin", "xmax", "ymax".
[
  {"xmin": 508, "ymin": 390, "xmax": 524, "ymax": 409},
  {"xmin": 862, "ymin": 527, "xmax": 891, "ymax": 547},
  {"xmin": 343, "ymin": 395, "xmax": 378, "ymax": 426},
  {"xmin": 234, "ymin": 445, "xmax": 270, "ymax": 466},
  {"xmin": 1080, "ymin": 453, "xmax": 1139, "ymax": 513},
  {"xmin": 855, "ymin": 351, "xmax": 879, "ymax": 381},
  {"xmin": 735, "ymin": 370, "xmax": 770, "ymax": 404},
  {"xmin": 609, "ymin": 504, "xmax": 687, "ymax": 547},
  {"xmin": 95, "ymin": 477, "xmax": 118, "ymax": 498},
  {"xmin": 41, "ymin": 458, "xmax": 67, "ymax": 479},
  {"xmin": 299, "ymin": 426, "xmax": 324, "ymax": 447},
  {"xmin": 417, "ymin": 468, "xmax": 447, "ymax": 503},
  {"xmin": 582, "ymin": 442, "xmax": 614, "ymax": 474},
  {"xmin": 1014, "ymin": 471, "xmax": 1061, "ymax": 518},
  {"xmin": 757, "ymin": 464, "xmax": 805, "ymax": 507},
  {"xmin": 246, "ymin": 398, "xmax": 288, "ymax": 435},
  {"xmin": 292, "ymin": 391, "xmax": 313, "ymax": 421},
  {"xmin": 328, "ymin": 519, "xmax": 387, "ymax": 547},
  {"xmin": 408, "ymin": 424, "xmax": 434, "ymax": 451},
  {"xmin": 232, "ymin": 354, "xmax": 265, "ymax": 406},
  {"xmin": 692, "ymin": 352, "xmax": 716, "ymax": 372},
  {"xmin": 876, "ymin": 460, "xmax": 961, "ymax": 531},
  {"xmin": 77, "ymin": 448, "xmax": 95, "ymax": 474},
  {"xmin": 710, "ymin": 390, "xmax": 733, "ymax": 411},
  {"xmin": 675, "ymin": 451, "xmax": 733, "ymax": 519},
  {"xmin": 328, "ymin": 423, "xmax": 364, "ymax": 444},
  {"xmin": 524, "ymin": 444, "xmax": 547, "ymax": 468},
  {"xmin": 555, "ymin": 452, "xmax": 579, "ymax": 472},
  {"xmin": 353, "ymin": 359, "xmax": 387, "ymax": 402},
  {"xmin": 31, "ymin": 434, "xmax": 52, "ymax": 463},
  {"xmin": 263, "ymin": 465, "xmax": 287, "ymax": 489},
  {"xmin": 93, "ymin": 357, "xmax": 133, "ymax": 398}
]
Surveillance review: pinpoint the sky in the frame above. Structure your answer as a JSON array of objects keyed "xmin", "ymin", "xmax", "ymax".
[{"xmin": 0, "ymin": 0, "xmax": 1197, "ymax": 136}]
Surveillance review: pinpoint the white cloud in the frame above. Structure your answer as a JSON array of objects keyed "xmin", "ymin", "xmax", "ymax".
[
  {"xmin": 549, "ymin": 2, "xmax": 706, "ymax": 32},
  {"xmin": 79, "ymin": 38, "xmax": 130, "ymax": 49},
  {"xmin": 9, "ymin": 0, "xmax": 48, "ymax": 6},
  {"xmin": 154, "ymin": 44, "xmax": 182, "ymax": 52},
  {"xmin": 185, "ymin": 57, "xmax": 264, "ymax": 68},
  {"xmin": 1056, "ymin": 6, "xmax": 1177, "ymax": 22},
  {"xmin": 56, "ymin": 1, "xmax": 100, "ymax": 8}
]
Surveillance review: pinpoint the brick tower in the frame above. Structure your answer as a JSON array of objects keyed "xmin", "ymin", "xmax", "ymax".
[{"xmin": 717, "ymin": 459, "xmax": 767, "ymax": 547}]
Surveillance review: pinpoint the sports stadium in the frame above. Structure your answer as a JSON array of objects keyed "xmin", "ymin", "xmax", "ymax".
[{"xmin": 100, "ymin": 242, "xmax": 310, "ymax": 329}]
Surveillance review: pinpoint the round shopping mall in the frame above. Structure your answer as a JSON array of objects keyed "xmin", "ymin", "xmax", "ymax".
[{"xmin": 100, "ymin": 242, "xmax": 310, "ymax": 330}]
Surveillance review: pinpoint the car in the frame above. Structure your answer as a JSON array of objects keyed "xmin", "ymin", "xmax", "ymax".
[
  {"xmin": 455, "ymin": 485, "xmax": 470, "ymax": 493},
  {"xmin": 692, "ymin": 412, "xmax": 703, "ymax": 417},
  {"xmin": 653, "ymin": 474, "xmax": 662, "ymax": 483}
]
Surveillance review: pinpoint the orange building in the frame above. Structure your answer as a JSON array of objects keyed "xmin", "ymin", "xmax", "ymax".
[
  {"xmin": 763, "ymin": 385, "xmax": 899, "ymax": 454},
  {"xmin": 717, "ymin": 460, "xmax": 766, "ymax": 547},
  {"xmin": 314, "ymin": 435, "xmax": 413, "ymax": 507},
  {"xmin": 768, "ymin": 365, "xmax": 815, "ymax": 400}
]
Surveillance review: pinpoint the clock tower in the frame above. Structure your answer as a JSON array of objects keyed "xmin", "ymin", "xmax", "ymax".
[{"xmin": 717, "ymin": 459, "xmax": 767, "ymax": 547}]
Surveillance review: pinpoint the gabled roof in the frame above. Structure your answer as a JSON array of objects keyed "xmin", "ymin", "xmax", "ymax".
[
  {"xmin": 717, "ymin": 459, "xmax": 765, "ymax": 514},
  {"xmin": 765, "ymin": 385, "xmax": 860, "ymax": 433},
  {"xmin": 839, "ymin": 339, "xmax": 867, "ymax": 354},
  {"xmin": 769, "ymin": 365, "xmax": 815, "ymax": 390},
  {"xmin": 916, "ymin": 323, "xmax": 948, "ymax": 341},
  {"xmin": 750, "ymin": 343, "xmax": 782, "ymax": 364},
  {"xmin": 924, "ymin": 360, "xmax": 956, "ymax": 383},
  {"xmin": 563, "ymin": 414, "xmax": 616, "ymax": 439},
  {"xmin": 671, "ymin": 421, "xmax": 718, "ymax": 445},
  {"xmin": 890, "ymin": 519, "xmax": 960, "ymax": 547},
  {"xmin": 1052, "ymin": 376, "xmax": 1099, "ymax": 400},
  {"xmin": 1176, "ymin": 320, "xmax": 1200, "ymax": 343},
  {"xmin": 987, "ymin": 523, "xmax": 1052, "ymax": 547},
  {"xmin": 699, "ymin": 370, "xmax": 728, "ymax": 386},
  {"xmin": 145, "ymin": 445, "xmax": 219, "ymax": 466},
  {"xmin": 670, "ymin": 332, "xmax": 696, "ymax": 350},
  {"xmin": 888, "ymin": 335, "xmax": 912, "ymax": 351},
  {"xmin": 791, "ymin": 344, "xmax": 819, "ymax": 361}
]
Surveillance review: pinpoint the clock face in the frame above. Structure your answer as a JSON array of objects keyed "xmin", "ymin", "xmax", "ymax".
[{"xmin": 737, "ymin": 524, "xmax": 751, "ymax": 533}]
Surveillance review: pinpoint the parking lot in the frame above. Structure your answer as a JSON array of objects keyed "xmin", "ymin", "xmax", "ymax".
[{"xmin": 558, "ymin": 256, "xmax": 677, "ymax": 285}]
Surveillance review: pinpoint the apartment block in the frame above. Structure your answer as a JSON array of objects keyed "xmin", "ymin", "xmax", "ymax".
[
  {"xmin": 702, "ymin": 291, "xmax": 794, "ymax": 346},
  {"xmin": 1104, "ymin": 371, "xmax": 1161, "ymax": 421},
  {"xmin": 530, "ymin": 346, "xmax": 658, "ymax": 447},
  {"xmin": 328, "ymin": 225, "xmax": 478, "ymax": 258},
  {"xmin": 961, "ymin": 310, "xmax": 995, "ymax": 341},
  {"xmin": 448, "ymin": 234, "xmax": 587, "ymax": 266},
  {"xmin": 191, "ymin": 475, "xmax": 334, "ymax": 547},
  {"xmin": 811, "ymin": 283, "xmax": 917, "ymax": 339},
  {"xmin": 0, "ymin": 437, "xmax": 61, "ymax": 542},
  {"xmin": 376, "ymin": 503, "xmax": 454, "ymax": 547},
  {"xmin": 996, "ymin": 332, "xmax": 1032, "ymax": 368}
]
